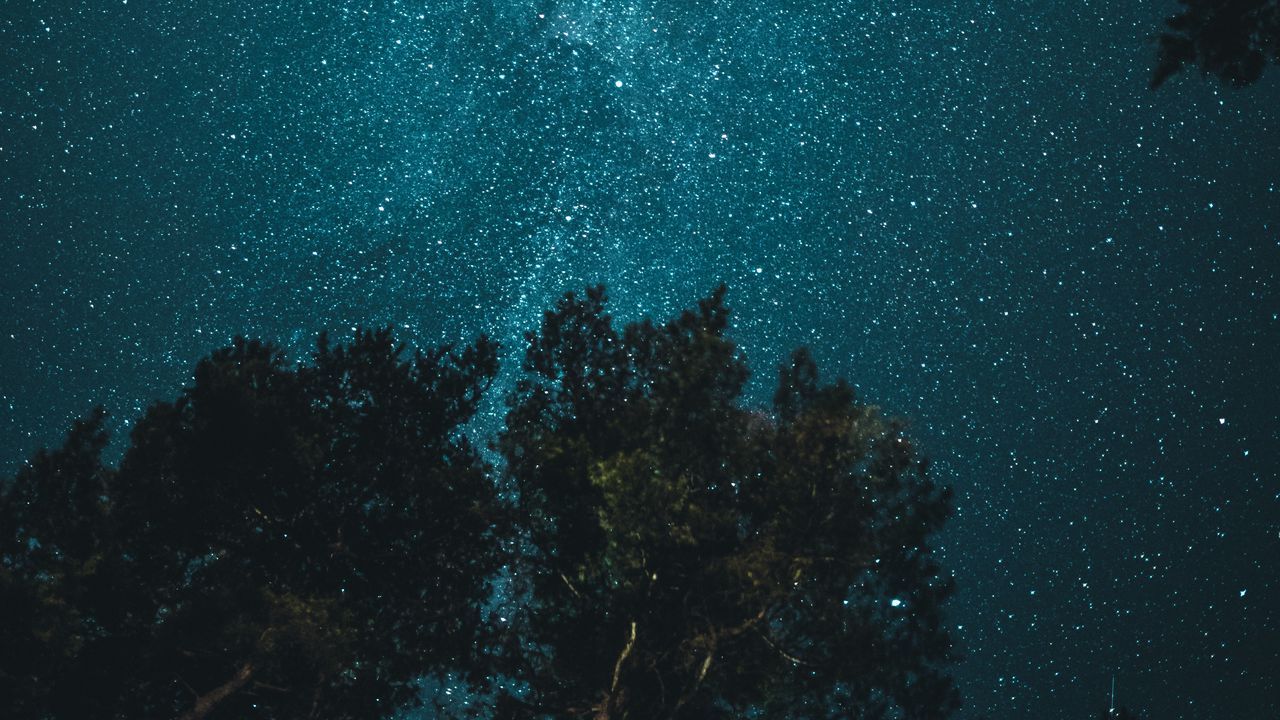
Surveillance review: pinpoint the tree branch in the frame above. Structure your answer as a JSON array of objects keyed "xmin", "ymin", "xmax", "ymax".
[
  {"xmin": 670, "ymin": 634, "xmax": 716, "ymax": 718},
  {"xmin": 666, "ymin": 605, "xmax": 771, "ymax": 718},
  {"xmin": 252, "ymin": 680, "xmax": 291, "ymax": 693},
  {"xmin": 719, "ymin": 606, "xmax": 769, "ymax": 639},
  {"xmin": 175, "ymin": 661, "xmax": 255, "ymax": 720},
  {"xmin": 610, "ymin": 620, "xmax": 637, "ymax": 695},
  {"xmin": 560, "ymin": 571, "xmax": 584, "ymax": 599},
  {"xmin": 755, "ymin": 628, "xmax": 816, "ymax": 667},
  {"xmin": 596, "ymin": 620, "xmax": 637, "ymax": 720}
]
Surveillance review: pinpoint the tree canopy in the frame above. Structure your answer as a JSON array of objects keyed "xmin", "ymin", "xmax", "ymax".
[
  {"xmin": 1, "ymin": 331, "xmax": 502, "ymax": 720},
  {"xmin": 2, "ymin": 287, "xmax": 958, "ymax": 720},
  {"xmin": 495, "ymin": 286, "xmax": 957, "ymax": 720},
  {"xmin": 1153, "ymin": 0, "xmax": 1280, "ymax": 87}
]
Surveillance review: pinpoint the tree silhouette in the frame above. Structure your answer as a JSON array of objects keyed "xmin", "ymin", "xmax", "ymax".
[
  {"xmin": 1, "ymin": 330, "xmax": 501, "ymax": 720},
  {"xmin": 1, "ymin": 409, "xmax": 116, "ymax": 719},
  {"xmin": 496, "ymin": 286, "xmax": 958, "ymax": 720},
  {"xmin": 3, "ymin": 288, "xmax": 959, "ymax": 719},
  {"xmin": 1152, "ymin": 0, "xmax": 1280, "ymax": 87}
]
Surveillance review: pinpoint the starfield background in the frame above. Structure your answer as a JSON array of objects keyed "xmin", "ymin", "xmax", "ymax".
[{"xmin": 2, "ymin": 0, "xmax": 1278, "ymax": 718}]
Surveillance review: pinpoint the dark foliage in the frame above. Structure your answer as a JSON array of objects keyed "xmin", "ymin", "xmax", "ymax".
[
  {"xmin": 1, "ymin": 409, "xmax": 114, "ymax": 719},
  {"xmin": 1152, "ymin": 0, "xmax": 1280, "ymax": 86},
  {"xmin": 3, "ymin": 288, "xmax": 958, "ymax": 720},
  {"xmin": 1, "ymin": 330, "xmax": 501, "ymax": 720},
  {"xmin": 496, "ymin": 286, "xmax": 958, "ymax": 720}
]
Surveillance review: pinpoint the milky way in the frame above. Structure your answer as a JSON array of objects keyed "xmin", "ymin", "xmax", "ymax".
[{"xmin": 2, "ymin": 0, "xmax": 1278, "ymax": 717}]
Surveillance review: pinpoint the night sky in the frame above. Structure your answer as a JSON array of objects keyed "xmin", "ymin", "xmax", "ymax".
[{"xmin": 2, "ymin": 0, "xmax": 1278, "ymax": 717}]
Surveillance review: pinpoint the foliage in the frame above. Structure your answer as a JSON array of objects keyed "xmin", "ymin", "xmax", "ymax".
[
  {"xmin": 2, "ymin": 287, "xmax": 958, "ymax": 719},
  {"xmin": 0, "ymin": 409, "xmax": 115, "ymax": 719},
  {"xmin": 1152, "ymin": 0, "xmax": 1280, "ymax": 87},
  {"xmin": 0, "ymin": 330, "xmax": 501, "ymax": 720},
  {"xmin": 496, "ymin": 286, "xmax": 957, "ymax": 720}
]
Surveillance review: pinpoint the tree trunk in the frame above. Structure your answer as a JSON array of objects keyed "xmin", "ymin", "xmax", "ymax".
[
  {"xmin": 596, "ymin": 621, "xmax": 637, "ymax": 720},
  {"xmin": 175, "ymin": 661, "xmax": 254, "ymax": 720}
]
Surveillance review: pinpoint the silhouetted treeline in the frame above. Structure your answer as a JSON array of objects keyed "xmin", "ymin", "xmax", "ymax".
[{"xmin": 1, "ymin": 286, "xmax": 957, "ymax": 720}]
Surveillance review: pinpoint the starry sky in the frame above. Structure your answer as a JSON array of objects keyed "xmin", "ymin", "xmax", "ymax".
[{"xmin": 2, "ymin": 0, "xmax": 1278, "ymax": 717}]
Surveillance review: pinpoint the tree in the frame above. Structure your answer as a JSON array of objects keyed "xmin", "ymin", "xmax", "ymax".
[
  {"xmin": 0, "ymin": 330, "xmax": 502, "ymax": 720},
  {"xmin": 496, "ymin": 286, "xmax": 958, "ymax": 720},
  {"xmin": 3, "ymin": 289, "xmax": 961, "ymax": 719},
  {"xmin": 1152, "ymin": 0, "xmax": 1280, "ymax": 87},
  {"xmin": 0, "ymin": 408, "xmax": 117, "ymax": 719}
]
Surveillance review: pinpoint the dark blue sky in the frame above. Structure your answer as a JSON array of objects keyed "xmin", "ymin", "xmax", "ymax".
[{"xmin": 2, "ymin": 0, "xmax": 1278, "ymax": 717}]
